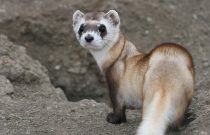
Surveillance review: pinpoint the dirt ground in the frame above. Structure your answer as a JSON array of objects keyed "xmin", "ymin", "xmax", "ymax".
[{"xmin": 0, "ymin": 0, "xmax": 209, "ymax": 135}]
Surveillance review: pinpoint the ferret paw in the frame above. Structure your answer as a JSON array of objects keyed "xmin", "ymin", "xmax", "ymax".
[{"xmin": 106, "ymin": 112, "xmax": 126, "ymax": 124}]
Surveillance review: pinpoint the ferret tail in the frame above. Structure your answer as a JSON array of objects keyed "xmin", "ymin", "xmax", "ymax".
[{"xmin": 136, "ymin": 92, "xmax": 173, "ymax": 135}]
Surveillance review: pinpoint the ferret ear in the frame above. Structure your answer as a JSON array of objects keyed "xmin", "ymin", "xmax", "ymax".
[
  {"xmin": 104, "ymin": 10, "xmax": 120, "ymax": 26},
  {"xmin": 72, "ymin": 10, "xmax": 84, "ymax": 26}
]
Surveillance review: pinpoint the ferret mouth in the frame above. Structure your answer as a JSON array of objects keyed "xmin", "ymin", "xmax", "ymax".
[{"xmin": 83, "ymin": 44, "xmax": 101, "ymax": 50}]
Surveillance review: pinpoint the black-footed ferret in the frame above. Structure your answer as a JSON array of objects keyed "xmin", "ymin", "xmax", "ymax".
[{"xmin": 72, "ymin": 10, "xmax": 194, "ymax": 135}]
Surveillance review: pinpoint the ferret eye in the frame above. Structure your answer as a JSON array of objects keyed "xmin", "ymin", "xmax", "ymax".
[
  {"xmin": 98, "ymin": 24, "xmax": 106, "ymax": 33},
  {"xmin": 78, "ymin": 24, "xmax": 85, "ymax": 34}
]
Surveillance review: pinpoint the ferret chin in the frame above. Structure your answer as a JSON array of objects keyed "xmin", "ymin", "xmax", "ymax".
[{"xmin": 72, "ymin": 10, "xmax": 194, "ymax": 135}]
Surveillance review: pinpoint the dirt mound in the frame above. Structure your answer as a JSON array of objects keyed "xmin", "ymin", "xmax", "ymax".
[{"xmin": 0, "ymin": 35, "xmax": 66, "ymax": 101}]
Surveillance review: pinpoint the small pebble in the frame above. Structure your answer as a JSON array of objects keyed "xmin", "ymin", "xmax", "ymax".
[
  {"xmin": 193, "ymin": 14, "xmax": 198, "ymax": 20},
  {"xmin": 54, "ymin": 65, "xmax": 61, "ymax": 70},
  {"xmin": 145, "ymin": 30, "xmax": 150, "ymax": 35},
  {"xmin": 146, "ymin": 17, "xmax": 153, "ymax": 23}
]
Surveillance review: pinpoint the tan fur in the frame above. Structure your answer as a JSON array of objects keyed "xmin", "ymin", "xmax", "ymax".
[{"xmin": 102, "ymin": 35, "xmax": 194, "ymax": 132}]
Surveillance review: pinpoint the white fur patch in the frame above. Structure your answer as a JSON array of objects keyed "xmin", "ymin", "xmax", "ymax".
[
  {"xmin": 80, "ymin": 31, "xmax": 103, "ymax": 50},
  {"xmin": 73, "ymin": 18, "xmax": 85, "ymax": 40},
  {"xmin": 89, "ymin": 19, "xmax": 120, "ymax": 69},
  {"xmin": 136, "ymin": 93, "xmax": 173, "ymax": 135}
]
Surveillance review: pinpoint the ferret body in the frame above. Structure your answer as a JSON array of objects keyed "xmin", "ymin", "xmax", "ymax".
[{"xmin": 72, "ymin": 10, "xmax": 194, "ymax": 135}]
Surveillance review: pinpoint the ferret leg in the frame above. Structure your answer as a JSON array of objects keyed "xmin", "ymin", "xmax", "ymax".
[{"xmin": 106, "ymin": 89, "xmax": 126, "ymax": 124}]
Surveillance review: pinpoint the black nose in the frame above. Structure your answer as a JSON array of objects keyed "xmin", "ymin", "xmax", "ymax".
[{"xmin": 85, "ymin": 35, "xmax": 94, "ymax": 42}]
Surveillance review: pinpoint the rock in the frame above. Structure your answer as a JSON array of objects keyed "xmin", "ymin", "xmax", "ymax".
[
  {"xmin": 68, "ymin": 66, "xmax": 87, "ymax": 74},
  {"xmin": 54, "ymin": 65, "xmax": 61, "ymax": 70},
  {"xmin": 0, "ymin": 75, "xmax": 14, "ymax": 101},
  {"xmin": 146, "ymin": 17, "xmax": 153, "ymax": 23},
  {"xmin": 0, "ymin": 75, "xmax": 14, "ymax": 96},
  {"xmin": 0, "ymin": 34, "xmax": 66, "ymax": 101},
  {"xmin": 0, "ymin": 34, "xmax": 48, "ymax": 83}
]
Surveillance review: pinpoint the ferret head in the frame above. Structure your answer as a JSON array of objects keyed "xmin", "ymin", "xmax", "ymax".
[{"xmin": 72, "ymin": 10, "xmax": 120, "ymax": 51}]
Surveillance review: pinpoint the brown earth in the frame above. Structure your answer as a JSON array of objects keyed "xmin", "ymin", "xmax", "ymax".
[{"xmin": 0, "ymin": 0, "xmax": 209, "ymax": 135}]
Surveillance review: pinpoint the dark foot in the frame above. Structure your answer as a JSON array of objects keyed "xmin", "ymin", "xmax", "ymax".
[{"xmin": 106, "ymin": 112, "xmax": 126, "ymax": 124}]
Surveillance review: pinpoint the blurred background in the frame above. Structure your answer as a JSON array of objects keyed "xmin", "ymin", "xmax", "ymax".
[{"xmin": 0, "ymin": 0, "xmax": 209, "ymax": 134}]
